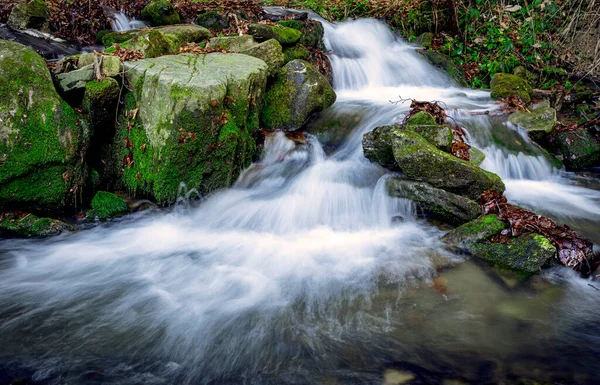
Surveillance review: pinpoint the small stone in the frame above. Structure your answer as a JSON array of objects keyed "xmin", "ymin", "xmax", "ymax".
[
  {"xmin": 248, "ymin": 23, "xmax": 302, "ymax": 45},
  {"xmin": 383, "ymin": 369, "xmax": 416, "ymax": 385}
]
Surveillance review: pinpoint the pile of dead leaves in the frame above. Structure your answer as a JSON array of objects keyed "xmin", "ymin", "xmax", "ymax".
[
  {"xmin": 0, "ymin": 0, "xmax": 19, "ymax": 23},
  {"xmin": 173, "ymin": 0, "xmax": 262, "ymax": 24},
  {"xmin": 106, "ymin": 44, "xmax": 144, "ymax": 61},
  {"xmin": 307, "ymin": 47, "xmax": 333, "ymax": 84},
  {"xmin": 480, "ymin": 190, "xmax": 597, "ymax": 275},
  {"xmin": 404, "ymin": 99, "xmax": 447, "ymax": 125},
  {"xmin": 179, "ymin": 43, "xmax": 230, "ymax": 55},
  {"xmin": 498, "ymin": 95, "xmax": 529, "ymax": 113},
  {"xmin": 451, "ymin": 124, "xmax": 471, "ymax": 161}
]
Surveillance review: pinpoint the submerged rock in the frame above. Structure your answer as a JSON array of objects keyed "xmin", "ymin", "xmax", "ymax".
[
  {"xmin": 391, "ymin": 129, "xmax": 505, "ymax": 199},
  {"xmin": 88, "ymin": 191, "xmax": 129, "ymax": 220},
  {"xmin": 261, "ymin": 59, "xmax": 336, "ymax": 131},
  {"xmin": 362, "ymin": 125, "xmax": 397, "ymax": 170},
  {"xmin": 471, "ymin": 234, "xmax": 557, "ymax": 273},
  {"xmin": 108, "ymin": 53, "xmax": 268, "ymax": 203},
  {"xmin": 0, "ymin": 40, "xmax": 84, "ymax": 212},
  {"xmin": 248, "ymin": 23, "xmax": 302, "ymax": 46},
  {"xmin": 7, "ymin": 0, "xmax": 49, "ymax": 31},
  {"xmin": 388, "ymin": 178, "xmax": 482, "ymax": 225},
  {"xmin": 490, "ymin": 73, "xmax": 532, "ymax": 102},
  {"xmin": 0, "ymin": 212, "xmax": 73, "ymax": 237},
  {"xmin": 141, "ymin": 0, "xmax": 181, "ymax": 26}
]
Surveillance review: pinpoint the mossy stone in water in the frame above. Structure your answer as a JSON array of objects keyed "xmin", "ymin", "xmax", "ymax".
[
  {"xmin": 261, "ymin": 59, "xmax": 336, "ymax": 131},
  {"xmin": 490, "ymin": 73, "xmax": 532, "ymax": 102},
  {"xmin": 89, "ymin": 191, "xmax": 129, "ymax": 220},
  {"xmin": 469, "ymin": 147, "xmax": 486, "ymax": 166},
  {"xmin": 508, "ymin": 107, "xmax": 556, "ymax": 135},
  {"xmin": 248, "ymin": 23, "xmax": 302, "ymax": 46},
  {"xmin": 407, "ymin": 111, "xmax": 436, "ymax": 126},
  {"xmin": 362, "ymin": 125, "xmax": 398, "ymax": 171},
  {"xmin": 7, "ymin": 0, "xmax": 49, "ymax": 30},
  {"xmin": 549, "ymin": 130, "xmax": 600, "ymax": 170},
  {"xmin": 391, "ymin": 129, "xmax": 505, "ymax": 200},
  {"xmin": 442, "ymin": 214, "xmax": 507, "ymax": 250},
  {"xmin": 0, "ymin": 40, "xmax": 84, "ymax": 212},
  {"xmin": 0, "ymin": 212, "xmax": 73, "ymax": 237},
  {"xmin": 277, "ymin": 19, "xmax": 325, "ymax": 50},
  {"xmin": 141, "ymin": 0, "xmax": 181, "ymax": 26},
  {"xmin": 422, "ymin": 50, "xmax": 468, "ymax": 87}
]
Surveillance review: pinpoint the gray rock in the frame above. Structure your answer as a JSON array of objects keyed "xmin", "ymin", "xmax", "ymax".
[
  {"xmin": 441, "ymin": 214, "xmax": 507, "ymax": 250},
  {"xmin": 7, "ymin": 0, "xmax": 49, "ymax": 31},
  {"xmin": 207, "ymin": 35, "xmax": 257, "ymax": 51},
  {"xmin": 241, "ymin": 39, "xmax": 285, "ymax": 77},
  {"xmin": 508, "ymin": 106, "xmax": 556, "ymax": 135},
  {"xmin": 56, "ymin": 64, "xmax": 95, "ymax": 92}
]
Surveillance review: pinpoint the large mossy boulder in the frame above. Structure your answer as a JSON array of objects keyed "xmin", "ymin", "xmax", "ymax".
[
  {"xmin": 261, "ymin": 59, "xmax": 336, "ymax": 131},
  {"xmin": 88, "ymin": 191, "xmax": 129, "ymax": 220},
  {"xmin": 277, "ymin": 19, "xmax": 325, "ymax": 50},
  {"xmin": 388, "ymin": 178, "xmax": 481, "ymax": 225},
  {"xmin": 442, "ymin": 214, "xmax": 507, "ymax": 250},
  {"xmin": 391, "ymin": 129, "xmax": 505, "ymax": 200},
  {"xmin": 0, "ymin": 212, "xmax": 73, "ymax": 237},
  {"xmin": 471, "ymin": 234, "xmax": 557, "ymax": 274},
  {"xmin": 547, "ymin": 129, "xmax": 600, "ymax": 170},
  {"xmin": 490, "ymin": 73, "xmax": 532, "ymax": 102},
  {"xmin": 140, "ymin": 0, "xmax": 181, "ymax": 26},
  {"xmin": 248, "ymin": 23, "xmax": 302, "ymax": 46},
  {"xmin": 7, "ymin": 0, "xmax": 49, "ymax": 30},
  {"xmin": 108, "ymin": 53, "xmax": 268, "ymax": 203},
  {"xmin": 0, "ymin": 40, "xmax": 84, "ymax": 212}
]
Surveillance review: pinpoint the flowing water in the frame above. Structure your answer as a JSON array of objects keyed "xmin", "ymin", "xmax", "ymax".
[{"xmin": 2, "ymin": 17, "xmax": 600, "ymax": 385}]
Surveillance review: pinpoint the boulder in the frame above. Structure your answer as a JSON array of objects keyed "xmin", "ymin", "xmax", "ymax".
[
  {"xmin": 548, "ymin": 129, "xmax": 600, "ymax": 170},
  {"xmin": 197, "ymin": 10, "xmax": 230, "ymax": 31},
  {"xmin": 470, "ymin": 234, "xmax": 557, "ymax": 274},
  {"xmin": 240, "ymin": 39, "xmax": 285, "ymax": 78},
  {"xmin": 415, "ymin": 32, "xmax": 433, "ymax": 48},
  {"xmin": 387, "ymin": 178, "xmax": 482, "ymax": 225},
  {"xmin": 406, "ymin": 112, "xmax": 453, "ymax": 152},
  {"xmin": 362, "ymin": 125, "xmax": 397, "ymax": 170},
  {"xmin": 108, "ymin": 53, "xmax": 268, "ymax": 203},
  {"xmin": 391, "ymin": 129, "xmax": 505, "ymax": 200},
  {"xmin": 206, "ymin": 35, "xmax": 257, "ymax": 51},
  {"xmin": 490, "ymin": 73, "xmax": 532, "ymax": 102},
  {"xmin": 88, "ymin": 191, "xmax": 129, "ymax": 220},
  {"xmin": 0, "ymin": 40, "xmax": 84, "ymax": 212},
  {"xmin": 441, "ymin": 214, "xmax": 507, "ymax": 250},
  {"xmin": 77, "ymin": 53, "xmax": 122, "ymax": 77},
  {"xmin": 248, "ymin": 23, "xmax": 302, "ymax": 46},
  {"xmin": 0, "ymin": 212, "xmax": 73, "ymax": 237},
  {"xmin": 140, "ymin": 0, "xmax": 181, "ymax": 26},
  {"xmin": 7, "ymin": 0, "xmax": 49, "ymax": 31},
  {"xmin": 283, "ymin": 45, "xmax": 310, "ymax": 64},
  {"xmin": 261, "ymin": 59, "xmax": 336, "ymax": 131},
  {"xmin": 508, "ymin": 106, "xmax": 556, "ymax": 136},
  {"xmin": 277, "ymin": 19, "xmax": 325, "ymax": 50},
  {"xmin": 512, "ymin": 65, "xmax": 530, "ymax": 79}
]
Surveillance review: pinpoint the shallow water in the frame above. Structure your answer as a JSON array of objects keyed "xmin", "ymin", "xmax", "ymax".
[{"xmin": 1, "ymin": 17, "xmax": 600, "ymax": 385}]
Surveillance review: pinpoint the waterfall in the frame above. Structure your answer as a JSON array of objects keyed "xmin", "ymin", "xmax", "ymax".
[{"xmin": 102, "ymin": 6, "xmax": 146, "ymax": 31}]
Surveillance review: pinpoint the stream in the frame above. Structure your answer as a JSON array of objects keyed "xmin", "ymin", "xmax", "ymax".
[{"xmin": 1, "ymin": 16, "xmax": 600, "ymax": 385}]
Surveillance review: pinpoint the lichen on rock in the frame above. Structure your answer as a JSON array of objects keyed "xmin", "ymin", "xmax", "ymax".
[{"xmin": 490, "ymin": 73, "xmax": 533, "ymax": 102}]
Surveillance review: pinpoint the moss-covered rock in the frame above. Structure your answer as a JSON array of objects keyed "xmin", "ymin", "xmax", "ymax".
[
  {"xmin": 508, "ymin": 106, "xmax": 556, "ymax": 136},
  {"xmin": 206, "ymin": 35, "xmax": 257, "ymax": 51},
  {"xmin": 490, "ymin": 73, "xmax": 532, "ymax": 102},
  {"xmin": 283, "ymin": 44, "xmax": 310, "ymax": 64},
  {"xmin": 108, "ymin": 53, "xmax": 268, "ymax": 203},
  {"xmin": 141, "ymin": 0, "xmax": 181, "ymax": 26},
  {"xmin": 248, "ymin": 23, "xmax": 302, "ymax": 46},
  {"xmin": 441, "ymin": 214, "xmax": 507, "ymax": 250},
  {"xmin": 469, "ymin": 147, "xmax": 486, "ymax": 166},
  {"xmin": 83, "ymin": 78, "xmax": 120, "ymax": 134},
  {"xmin": 0, "ymin": 212, "xmax": 73, "ymax": 237},
  {"xmin": 422, "ymin": 50, "xmax": 468, "ymax": 87},
  {"xmin": 277, "ymin": 19, "xmax": 325, "ymax": 50},
  {"xmin": 88, "ymin": 191, "xmax": 129, "ymax": 220},
  {"xmin": 241, "ymin": 39, "xmax": 285, "ymax": 78},
  {"xmin": 77, "ymin": 54, "xmax": 121, "ymax": 77},
  {"xmin": 261, "ymin": 59, "xmax": 336, "ymax": 131},
  {"xmin": 0, "ymin": 40, "xmax": 84, "ymax": 212},
  {"xmin": 388, "ymin": 178, "xmax": 482, "ymax": 225},
  {"xmin": 362, "ymin": 125, "xmax": 398, "ymax": 171},
  {"xmin": 7, "ymin": 0, "xmax": 49, "ymax": 30},
  {"xmin": 391, "ymin": 129, "xmax": 505, "ymax": 200},
  {"xmin": 197, "ymin": 10, "xmax": 230, "ymax": 31},
  {"xmin": 55, "ymin": 64, "xmax": 95, "ymax": 93},
  {"xmin": 407, "ymin": 111, "xmax": 436, "ymax": 126},
  {"xmin": 547, "ymin": 129, "xmax": 600, "ymax": 170},
  {"xmin": 471, "ymin": 234, "xmax": 557, "ymax": 273}
]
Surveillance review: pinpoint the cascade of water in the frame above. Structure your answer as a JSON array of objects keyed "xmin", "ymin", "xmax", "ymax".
[{"xmin": 102, "ymin": 7, "xmax": 146, "ymax": 31}]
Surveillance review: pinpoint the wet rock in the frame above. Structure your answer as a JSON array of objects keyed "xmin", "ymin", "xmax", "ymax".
[
  {"xmin": 248, "ymin": 23, "xmax": 302, "ymax": 46},
  {"xmin": 261, "ymin": 59, "xmax": 336, "ymax": 131},
  {"xmin": 277, "ymin": 19, "xmax": 325, "ymax": 50},
  {"xmin": 55, "ymin": 64, "xmax": 95, "ymax": 93},
  {"xmin": 547, "ymin": 129, "xmax": 600, "ymax": 170},
  {"xmin": 388, "ymin": 178, "xmax": 482, "ymax": 225},
  {"xmin": 111, "ymin": 53, "xmax": 268, "ymax": 203},
  {"xmin": 422, "ymin": 50, "xmax": 468, "ymax": 86},
  {"xmin": 0, "ymin": 212, "xmax": 73, "ymax": 237},
  {"xmin": 88, "ymin": 191, "xmax": 129, "ymax": 220},
  {"xmin": 362, "ymin": 125, "xmax": 397, "ymax": 170},
  {"xmin": 0, "ymin": 24, "xmax": 78, "ymax": 60},
  {"xmin": 490, "ymin": 73, "xmax": 532, "ymax": 102},
  {"xmin": 197, "ymin": 10, "xmax": 230, "ymax": 31},
  {"xmin": 406, "ymin": 112, "xmax": 453, "ymax": 152},
  {"xmin": 240, "ymin": 39, "xmax": 285, "ymax": 78},
  {"xmin": 141, "ymin": 0, "xmax": 181, "ymax": 26},
  {"xmin": 469, "ymin": 147, "xmax": 486, "ymax": 166},
  {"xmin": 508, "ymin": 106, "xmax": 556, "ymax": 136},
  {"xmin": 471, "ymin": 233, "xmax": 557, "ymax": 273},
  {"xmin": 391, "ymin": 129, "xmax": 505, "ymax": 199},
  {"xmin": 7, "ymin": 0, "xmax": 49, "ymax": 31},
  {"xmin": 0, "ymin": 40, "xmax": 84, "ymax": 212},
  {"xmin": 442, "ymin": 214, "xmax": 507, "ymax": 250},
  {"xmin": 206, "ymin": 35, "xmax": 257, "ymax": 51}
]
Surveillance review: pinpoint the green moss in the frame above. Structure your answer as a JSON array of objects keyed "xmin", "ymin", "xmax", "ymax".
[
  {"xmin": 141, "ymin": 0, "xmax": 181, "ymax": 26},
  {"xmin": 248, "ymin": 23, "xmax": 302, "ymax": 46},
  {"xmin": 277, "ymin": 19, "xmax": 325, "ymax": 50},
  {"xmin": 89, "ymin": 191, "xmax": 129, "ymax": 220},
  {"xmin": 490, "ymin": 73, "xmax": 532, "ymax": 102},
  {"xmin": 283, "ymin": 45, "xmax": 310, "ymax": 64},
  {"xmin": 0, "ymin": 212, "xmax": 73, "ymax": 237},
  {"xmin": 102, "ymin": 30, "xmax": 137, "ymax": 47},
  {"xmin": 407, "ymin": 111, "xmax": 436, "ymax": 126}
]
